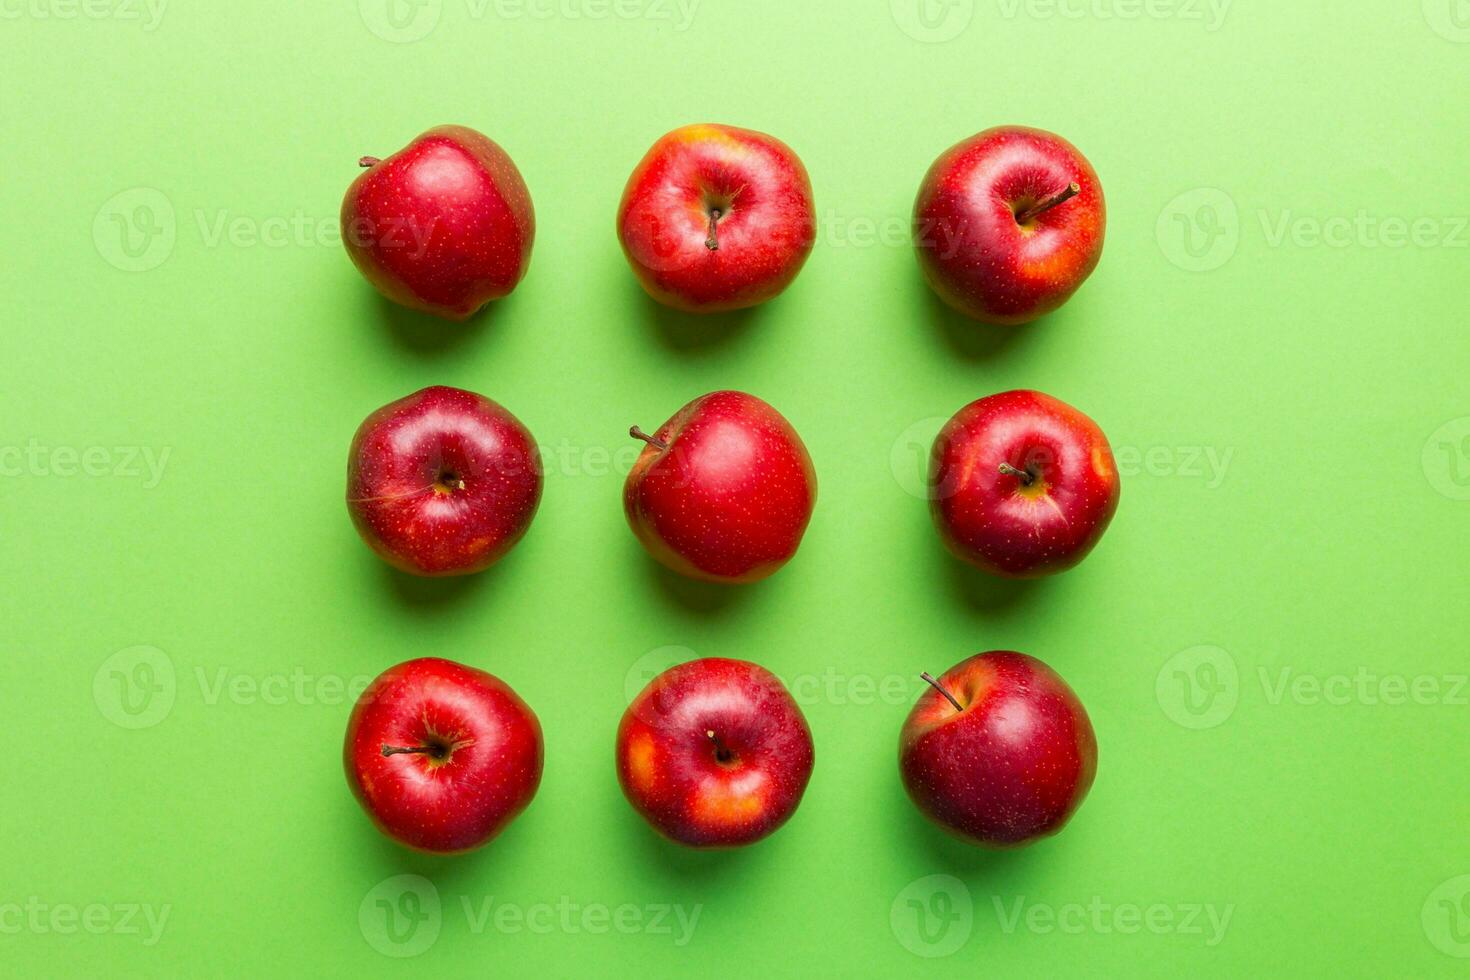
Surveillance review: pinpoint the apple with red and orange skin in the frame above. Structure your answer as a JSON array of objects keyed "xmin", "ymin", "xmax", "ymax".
[
  {"xmin": 624, "ymin": 390, "xmax": 817, "ymax": 584},
  {"xmin": 930, "ymin": 389, "xmax": 1119, "ymax": 578},
  {"xmin": 617, "ymin": 658, "xmax": 814, "ymax": 848},
  {"xmin": 617, "ymin": 123, "xmax": 816, "ymax": 313},
  {"xmin": 900, "ymin": 651, "xmax": 1097, "ymax": 848},
  {"xmin": 345, "ymin": 657, "xmax": 543, "ymax": 854},
  {"xmin": 342, "ymin": 125, "xmax": 534, "ymax": 320},
  {"xmin": 914, "ymin": 125, "xmax": 1104, "ymax": 325},
  {"xmin": 347, "ymin": 385, "xmax": 542, "ymax": 577}
]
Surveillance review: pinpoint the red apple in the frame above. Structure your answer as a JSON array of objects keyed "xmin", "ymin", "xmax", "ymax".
[
  {"xmin": 930, "ymin": 389, "xmax": 1119, "ymax": 578},
  {"xmin": 345, "ymin": 657, "xmax": 543, "ymax": 854},
  {"xmin": 341, "ymin": 125, "xmax": 534, "ymax": 320},
  {"xmin": 914, "ymin": 125, "xmax": 1104, "ymax": 325},
  {"xmin": 617, "ymin": 123, "xmax": 816, "ymax": 313},
  {"xmin": 347, "ymin": 385, "xmax": 542, "ymax": 576},
  {"xmin": 624, "ymin": 390, "xmax": 817, "ymax": 583},
  {"xmin": 617, "ymin": 658, "xmax": 814, "ymax": 848},
  {"xmin": 900, "ymin": 652, "xmax": 1096, "ymax": 848}
]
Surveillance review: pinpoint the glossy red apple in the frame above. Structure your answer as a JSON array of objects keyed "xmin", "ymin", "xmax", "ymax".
[
  {"xmin": 625, "ymin": 390, "xmax": 817, "ymax": 583},
  {"xmin": 914, "ymin": 125, "xmax": 1104, "ymax": 325},
  {"xmin": 341, "ymin": 125, "xmax": 534, "ymax": 320},
  {"xmin": 617, "ymin": 123, "xmax": 816, "ymax": 313},
  {"xmin": 930, "ymin": 389, "xmax": 1119, "ymax": 578},
  {"xmin": 900, "ymin": 651, "xmax": 1096, "ymax": 848},
  {"xmin": 347, "ymin": 385, "xmax": 542, "ymax": 576},
  {"xmin": 345, "ymin": 657, "xmax": 543, "ymax": 853},
  {"xmin": 617, "ymin": 658, "xmax": 814, "ymax": 848}
]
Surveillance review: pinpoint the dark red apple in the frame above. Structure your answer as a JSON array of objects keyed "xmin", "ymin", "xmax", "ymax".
[
  {"xmin": 617, "ymin": 657, "xmax": 814, "ymax": 848},
  {"xmin": 342, "ymin": 125, "xmax": 534, "ymax": 320},
  {"xmin": 930, "ymin": 389, "xmax": 1119, "ymax": 578},
  {"xmin": 914, "ymin": 125, "xmax": 1104, "ymax": 325},
  {"xmin": 624, "ymin": 390, "xmax": 817, "ymax": 583},
  {"xmin": 617, "ymin": 123, "xmax": 816, "ymax": 313},
  {"xmin": 900, "ymin": 651, "xmax": 1096, "ymax": 848},
  {"xmin": 345, "ymin": 657, "xmax": 543, "ymax": 854},
  {"xmin": 347, "ymin": 385, "xmax": 542, "ymax": 577}
]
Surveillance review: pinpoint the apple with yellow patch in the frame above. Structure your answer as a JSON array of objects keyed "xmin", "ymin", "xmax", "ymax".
[
  {"xmin": 616, "ymin": 658, "xmax": 813, "ymax": 848},
  {"xmin": 617, "ymin": 123, "xmax": 816, "ymax": 312},
  {"xmin": 929, "ymin": 390, "xmax": 1120, "ymax": 578},
  {"xmin": 914, "ymin": 125, "xmax": 1104, "ymax": 325}
]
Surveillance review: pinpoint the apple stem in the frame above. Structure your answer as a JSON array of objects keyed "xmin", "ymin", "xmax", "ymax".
[
  {"xmin": 705, "ymin": 209, "xmax": 722, "ymax": 251},
  {"xmin": 381, "ymin": 745, "xmax": 435, "ymax": 757},
  {"xmin": 705, "ymin": 729, "xmax": 734, "ymax": 763},
  {"xmin": 358, "ymin": 156, "xmax": 381, "ymax": 168},
  {"xmin": 629, "ymin": 425, "xmax": 668, "ymax": 451},
  {"xmin": 1015, "ymin": 182, "xmax": 1080, "ymax": 224},
  {"xmin": 920, "ymin": 672, "xmax": 964, "ymax": 713},
  {"xmin": 998, "ymin": 463, "xmax": 1036, "ymax": 487}
]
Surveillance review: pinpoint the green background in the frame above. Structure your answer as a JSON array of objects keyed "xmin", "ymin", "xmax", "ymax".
[{"xmin": 4, "ymin": 0, "xmax": 1468, "ymax": 975}]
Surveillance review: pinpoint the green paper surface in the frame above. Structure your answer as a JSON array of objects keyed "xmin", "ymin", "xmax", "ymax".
[{"xmin": 3, "ymin": 1, "xmax": 1468, "ymax": 975}]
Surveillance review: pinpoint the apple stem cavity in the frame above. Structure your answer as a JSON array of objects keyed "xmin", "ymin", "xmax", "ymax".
[
  {"xmin": 705, "ymin": 729, "xmax": 734, "ymax": 764},
  {"xmin": 358, "ymin": 156, "xmax": 382, "ymax": 168},
  {"xmin": 629, "ymin": 425, "xmax": 668, "ymax": 451},
  {"xmin": 920, "ymin": 672, "xmax": 964, "ymax": 713},
  {"xmin": 1015, "ymin": 182, "xmax": 1080, "ymax": 224},
  {"xmin": 998, "ymin": 462, "xmax": 1037, "ymax": 487},
  {"xmin": 705, "ymin": 209, "xmax": 723, "ymax": 251}
]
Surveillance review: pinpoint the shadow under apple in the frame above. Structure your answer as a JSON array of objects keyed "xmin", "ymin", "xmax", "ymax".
[
  {"xmin": 919, "ymin": 280, "xmax": 1037, "ymax": 362},
  {"xmin": 638, "ymin": 289, "xmax": 766, "ymax": 354},
  {"xmin": 940, "ymin": 552, "xmax": 1049, "ymax": 614},
  {"xmin": 346, "ymin": 800, "xmax": 538, "ymax": 893},
  {"xmin": 371, "ymin": 557, "xmax": 502, "ymax": 613},
  {"xmin": 372, "ymin": 290, "xmax": 502, "ymax": 357},
  {"xmin": 885, "ymin": 780, "xmax": 1041, "ymax": 882},
  {"xmin": 638, "ymin": 547, "xmax": 756, "ymax": 616},
  {"xmin": 604, "ymin": 777, "xmax": 769, "ymax": 890}
]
